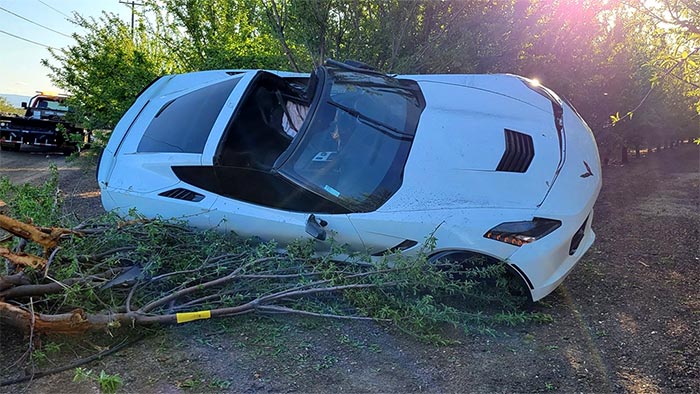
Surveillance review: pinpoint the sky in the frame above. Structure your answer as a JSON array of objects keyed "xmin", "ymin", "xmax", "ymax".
[{"xmin": 0, "ymin": 0, "xmax": 132, "ymax": 96}]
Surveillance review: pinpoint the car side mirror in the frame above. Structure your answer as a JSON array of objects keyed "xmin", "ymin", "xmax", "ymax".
[
  {"xmin": 305, "ymin": 214, "xmax": 327, "ymax": 241},
  {"xmin": 21, "ymin": 102, "xmax": 27, "ymax": 108}
]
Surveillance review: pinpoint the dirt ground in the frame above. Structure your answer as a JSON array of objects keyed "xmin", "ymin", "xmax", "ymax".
[{"xmin": 0, "ymin": 144, "xmax": 698, "ymax": 393}]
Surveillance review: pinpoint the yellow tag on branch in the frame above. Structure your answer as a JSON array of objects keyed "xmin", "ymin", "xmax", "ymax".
[{"xmin": 176, "ymin": 310, "xmax": 212, "ymax": 324}]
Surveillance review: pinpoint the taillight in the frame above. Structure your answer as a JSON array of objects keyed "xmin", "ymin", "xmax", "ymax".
[{"xmin": 484, "ymin": 218, "xmax": 561, "ymax": 247}]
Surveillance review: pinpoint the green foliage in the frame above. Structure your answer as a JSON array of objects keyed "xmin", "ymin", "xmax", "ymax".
[
  {"xmin": 73, "ymin": 368, "xmax": 123, "ymax": 394},
  {"xmin": 0, "ymin": 97, "xmax": 23, "ymax": 115},
  {"xmin": 43, "ymin": 12, "xmax": 179, "ymax": 132},
  {"xmin": 42, "ymin": 0, "xmax": 699, "ymax": 159},
  {"xmin": 0, "ymin": 164, "xmax": 62, "ymax": 226},
  {"xmin": 73, "ymin": 367, "xmax": 93, "ymax": 382},
  {"xmin": 151, "ymin": 0, "xmax": 287, "ymax": 70}
]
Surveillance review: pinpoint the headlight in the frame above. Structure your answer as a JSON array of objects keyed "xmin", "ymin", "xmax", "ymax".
[
  {"xmin": 484, "ymin": 218, "xmax": 561, "ymax": 246},
  {"xmin": 0, "ymin": 122, "xmax": 6, "ymax": 127}
]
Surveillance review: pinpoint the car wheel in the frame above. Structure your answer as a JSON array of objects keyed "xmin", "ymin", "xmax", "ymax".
[
  {"xmin": 61, "ymin": 145, "xmax": 78, "ymax": 155},
  {"xmin": 429, "ymin": 250, "xmax": 532, "ymax": 304},
  {"xmin": 0, "ymin": 143, "xmax": 20, "ymax": 152}
]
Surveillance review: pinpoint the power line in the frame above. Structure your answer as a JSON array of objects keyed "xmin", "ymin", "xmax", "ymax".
[
  {"xmin": 36, "ymin": 0, "xmax": 71, "ymax": 19},
  {"xmin": 0, "ymin": 28, "xmax": 55, "ymax": 49},
  {"xmin": 0, "ymin": 5, "xmax": 72, "ymax": 39}
]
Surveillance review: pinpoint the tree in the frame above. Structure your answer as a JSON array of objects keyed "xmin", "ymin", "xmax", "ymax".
[
  {"xmin": 43, "ymin": 12, "xmax": 178, "ymax": 130},
  {"xmin": 626, "ymin": 1, "xmax": 700, "ymax": 143},
  {"xmin": 0, "ymin": 97, "xmax": 23, "ymax": 116},
  {"xmin": 260, "ymin": 0, "xmax": 515, "ymax": 74},
  {"xmin": 41, "ymin": 0, "xmax": 697, "ymax": 152},
  {"xmin": 149, "ymin": 0, "xmax": 288, "ymax": 70}
]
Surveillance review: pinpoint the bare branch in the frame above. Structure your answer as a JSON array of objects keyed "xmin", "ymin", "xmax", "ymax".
[
  {"xmin": 138, "ymin": 257, "xmax": 277, "ymax": 313},
  {"xmin": 256, "ymin": 305, "xmax": 387, "ymax": 321}
]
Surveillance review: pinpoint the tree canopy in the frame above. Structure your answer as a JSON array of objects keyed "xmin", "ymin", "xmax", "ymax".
[{"xmin": 43, "ymin": 0, "xmax": 700, "ymax": 158}]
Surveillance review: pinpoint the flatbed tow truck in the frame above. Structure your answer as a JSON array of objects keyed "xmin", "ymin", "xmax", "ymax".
[{"xmin": 0, "ymin": 91, "xmax": 88, "ymax": 153}]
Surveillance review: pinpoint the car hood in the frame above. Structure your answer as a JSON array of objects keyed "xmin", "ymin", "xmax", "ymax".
[{"xmin": 379, "ymin": 76, "xmax": 563, "ymax": 212}]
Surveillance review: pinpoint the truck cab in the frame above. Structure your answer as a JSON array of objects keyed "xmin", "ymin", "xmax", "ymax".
[{"xmin": 21, "ymin": 93, "xmax": 70, "ymax": 121}]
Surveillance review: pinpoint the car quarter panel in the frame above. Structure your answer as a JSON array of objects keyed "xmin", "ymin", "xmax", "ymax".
[
  {"xmin": 101, "ymin": 184, "xmax": 215, "ymax": 229},
  {"xmin": 347, "ymin": 208, "xmax": 535, "ymax": 259}
]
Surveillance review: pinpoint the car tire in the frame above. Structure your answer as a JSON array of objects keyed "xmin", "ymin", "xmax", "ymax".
[
  {"xmin": 429, "ymin": 250, "xmax": 533, "ymax": 304},
  {"xmin": 61, "ymin": 145, "xmax": 78, "ymax": 155},
  {"xmin": 0, "ymin": 143, "xmax": 20, "ymax": 152}
]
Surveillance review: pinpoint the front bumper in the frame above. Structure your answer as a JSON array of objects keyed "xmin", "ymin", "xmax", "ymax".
[{"xmin": 507, "ymin": 210, "xmax": 595, "ymax": 301}]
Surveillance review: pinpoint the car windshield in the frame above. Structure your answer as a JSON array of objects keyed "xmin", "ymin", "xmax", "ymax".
[
  {"xmin": 34, "ymin": 98, "xmax": 68, "ymax": 111},
  {"xmin": 279, "ymin": 65, "xmax": 424, "ymax": 212}
]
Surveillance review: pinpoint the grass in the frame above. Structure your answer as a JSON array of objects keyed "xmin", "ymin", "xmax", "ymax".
[
  {"xmin": 73, "ymin": 368, "xmax": 123, "ymax": 394},
  {"xmin": 0, "ymin": 164, "xmax": 62, "ymax": 226}
]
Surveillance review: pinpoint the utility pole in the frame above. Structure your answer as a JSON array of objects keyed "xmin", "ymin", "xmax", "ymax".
[{"xmin": 119, "ymin": 0, "xmax": 144, "ymax": 38}]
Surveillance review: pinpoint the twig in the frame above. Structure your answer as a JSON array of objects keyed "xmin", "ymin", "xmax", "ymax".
[
  {"xmin": 91, "ymin": 246, "xmax": 137, "ymax": 261},
  {"xmin": 0, "ymin": 334, "xmax": 146, "ymax": 387},
  {"xmin": 612, "ymin": 46, "xmax": 700, "ymax": 125},
  {"xmin": 125, "ymin": 281, "xmax": 139, "ymax": 313},
  {"xmin": 43, "ymin": 247, "xmax": 61, "ymax": 279},
  {"xmin": 256, "ymin": 305, "xmax": 388, "ymax": 321},
  {"xmin": 258, "ymin": 282, "xmax": 394, "ymax": 305},
  {"xmin": 0, "ymin": 273, "xmax": 30, "ymax": 291},
  {"xmin": 139, "ymin": 257, "xmax": 276, "ymax": 313},
  {"xmin": 257, "ymin": 267, "xmax": 403, "ymax": 302},
  {"xmin": 27, "ymin": 297, "xmax": 36, "ymax": 383}
]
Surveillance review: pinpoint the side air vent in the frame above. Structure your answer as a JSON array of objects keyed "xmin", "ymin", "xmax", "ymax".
[
  {"xmin": 496, "ymin": 129, "xmax": 534, "ymax": 173},
  {"xmin": 569, "ymin": 216, "xmax": 589, "ymax": 255},
  {"xmin": 159, "ymin": 188, "xmax": 205, "ymax": 202}
]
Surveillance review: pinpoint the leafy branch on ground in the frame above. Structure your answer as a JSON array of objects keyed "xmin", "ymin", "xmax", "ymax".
[
  {"xmin": 73, "ymin": 368, "xmax": 123, "ymax": 394},
  {"xmin": 0, "ymin": 171, "xmax": 548, "ymax": 350}
]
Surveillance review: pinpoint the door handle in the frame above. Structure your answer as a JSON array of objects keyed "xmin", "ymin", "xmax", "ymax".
[{"xmin": 305, "ymin": 214, "xmax": 327, "ymax": 241}]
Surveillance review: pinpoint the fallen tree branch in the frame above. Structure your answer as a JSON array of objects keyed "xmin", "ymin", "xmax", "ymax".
[
  {"xmin": 0, "ymin": 209, "xmax": 532, "ymax": 345},
  {"xmin": 0, "ymin": 247, "xmax": 46, "ymax": 270},
  {"xmin": 0, "ymin": 273, "xmax": 30, "ymax": 292},
  {"xmin": 0, "ymin": 214, "xmax": 80, "ymax": 253}
]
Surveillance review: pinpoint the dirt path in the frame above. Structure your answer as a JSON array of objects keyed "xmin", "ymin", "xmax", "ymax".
[
  {"xmin": 1, "ymin": 144, "xmax": 698, "ymax": 393},
  {"xmin": 0, "ymin": 147, "xmax": 103, "ymax": 219}
]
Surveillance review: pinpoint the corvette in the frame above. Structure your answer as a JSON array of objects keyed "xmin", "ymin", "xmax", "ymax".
[{"xmin": 98, "ymin": 60, "xmax": 602, "ymax": 301}]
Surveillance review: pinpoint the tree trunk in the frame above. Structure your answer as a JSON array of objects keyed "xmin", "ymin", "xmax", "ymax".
[
  {"xmin": 620, "ymin": 145, "xmax": 628, "ymax": 163},
  {"xmin": 263, "ymin": 0, "xmax": 300, "ymax": 72}
]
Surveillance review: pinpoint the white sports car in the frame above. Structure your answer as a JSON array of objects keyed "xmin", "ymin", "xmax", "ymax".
[{"xmin": 98, "ymin": 60, "xmax": 601, "ymax": 301}]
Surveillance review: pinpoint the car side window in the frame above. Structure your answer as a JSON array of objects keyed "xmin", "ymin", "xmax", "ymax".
[
  {"xmin": 137, "ymin": 77, "xmax": 239, "ymax": 153},
  {"xmin": 171, "ymin": 166, "xmax": 349, "ymax": 214}
]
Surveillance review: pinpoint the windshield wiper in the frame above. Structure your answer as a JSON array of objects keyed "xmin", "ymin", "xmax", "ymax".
[
  {"xmin": 342, "ymin": 80, "xmax": 417, "ymax": 95},
  {"xmin": 325, "ymin": 59, "xmax": 387, "ymax": 76},
  {"xmin": 328, "ymin": 100, "xmax": 413, "ymax": 141}
]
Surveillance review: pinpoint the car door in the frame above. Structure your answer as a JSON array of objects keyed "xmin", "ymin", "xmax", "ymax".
[{"xmin": 206, "ymin": 195, "xmax": 364, "ymax": 253}]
